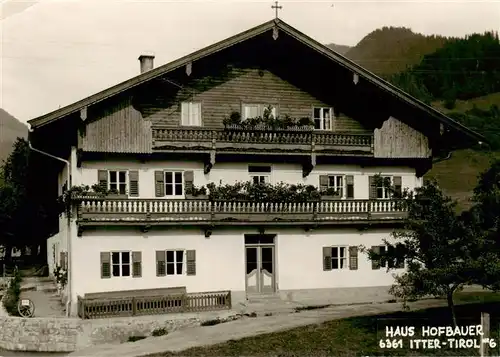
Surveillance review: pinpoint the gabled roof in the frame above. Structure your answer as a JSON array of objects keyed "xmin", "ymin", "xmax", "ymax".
[{"xmin": 28, "ymin": 18, "xmax": 484, "ymax": 143}]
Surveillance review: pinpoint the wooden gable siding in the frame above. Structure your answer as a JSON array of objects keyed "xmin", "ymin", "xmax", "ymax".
[
  {"xmin": 79, "ymin": 95, "xmax": 152, "ymax": 153},
  {"xmin": 373, "ymin": 116, "xmax": 431, "ymax": 158},
  {"xmin": 147, "ymin": 67, "xmax": 370, "ymax": 133}
]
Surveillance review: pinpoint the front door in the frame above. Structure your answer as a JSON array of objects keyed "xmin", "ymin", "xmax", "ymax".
[{"xmin": 245, "ymin": 245, "xmax": 275, "ymax": 294}]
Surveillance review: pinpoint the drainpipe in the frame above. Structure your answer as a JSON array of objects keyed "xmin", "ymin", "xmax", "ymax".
[{"xmin": 27, "ymin": 138, "xmax": 73, "ymax": 317}]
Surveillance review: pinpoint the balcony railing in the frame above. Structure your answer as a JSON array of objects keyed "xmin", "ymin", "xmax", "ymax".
[
  {"xmin": 76, "ymin": 198, "xmax": 406, "ymax": 225},
  {"xmin": 151, "ymin": 127, "xmax": 373, "ymax": 154}
]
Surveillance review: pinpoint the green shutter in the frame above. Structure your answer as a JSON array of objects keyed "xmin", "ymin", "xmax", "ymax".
[
  {"xmin": 186, "ymin": 250, "xmax": 196, "ymax": 276},
  {"xmin": 346, "ymin": 175, "xmax": 354, "ymax": 198},
  {"xmin": 154, "ymin": 171, "xmax": 165, "ymax": 197},
  {"xmin": 184, "ymin": 171, "xmax": 194, "ymax": 195},
  {"xmin": 156, "ymin": 250, "xmax": 166, "ymax": 276},
  {"xmin": 371, "ymin": 246, "xmax": 381, "ymax": 270},
  {"xmin": 368, "ymin": 176, "xmax": 377, "ymax": 199},
  {"xmin": 322, "ymin": 247, "xmax": 332, "ymax": 271},
  {"xmin": 319, "ymin": 175, "xmax": 329, "ymax": 193},
  {"xmin": 349, "ymin": 246, "xmax": 358, "ymax": 270},
  {"xmin": 100, "ymin": 252, "xmax": 111, "ymax": 279},
  {"xmin": 132, "ymin": 251, "xmax": 142, "ymax": 277},
  {"xmin": 98, "ymin": 170, "xmax": 108, "ymax": 191},
  {"xmin": 393, "ymin": 176, "xmax": 402, "ymax": 197},
  {"xmin": 129, "ymin": 171, "xmax": 139, "ymax": 197}
]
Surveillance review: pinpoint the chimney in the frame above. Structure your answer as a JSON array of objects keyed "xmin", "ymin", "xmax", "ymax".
[{"xmin": 138, "ymin": 53, "xmax": 155, "ymax": 73}]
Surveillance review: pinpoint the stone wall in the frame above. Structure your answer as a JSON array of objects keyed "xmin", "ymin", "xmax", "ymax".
[{"xmin": 0, "ymin": 310, "xmax": 237, "ymax": 352}]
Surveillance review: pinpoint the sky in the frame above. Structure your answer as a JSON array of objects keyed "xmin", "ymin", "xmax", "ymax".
[{"xmin": 0, "ymin": 0, "xmax": 499, "ymax": 124}]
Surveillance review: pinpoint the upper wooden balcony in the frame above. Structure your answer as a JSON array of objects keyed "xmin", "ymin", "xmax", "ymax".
[
  {"xmin": 152, "ymin": 126, "xmax": 374, "ymax": 156},
  {"xmin": 75, "ymin": 197, "xmax": 406, "ymax": 233}
]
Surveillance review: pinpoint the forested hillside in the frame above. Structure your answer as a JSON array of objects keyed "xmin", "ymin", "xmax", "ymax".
[
  {"xmin": 0, "ymin": 109, "xmax": 28, "ymax": 164},
  {"xmin": 344, "ymin": 27, "xmax": 449, "ymax": 76},
  {"xmin": 343, "ymin": 28, "xmax": 500, "ymax": 210}
]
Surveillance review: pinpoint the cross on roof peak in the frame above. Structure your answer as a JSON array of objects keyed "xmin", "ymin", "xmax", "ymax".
[{"xmin": 271, "ymin": 1, "xmax": 282, "ymax": 19}]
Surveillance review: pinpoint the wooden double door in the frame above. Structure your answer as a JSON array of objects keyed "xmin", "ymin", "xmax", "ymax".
[{"xmin": 245, "ymin": 235, "xmax": 275, "ymax": 294}]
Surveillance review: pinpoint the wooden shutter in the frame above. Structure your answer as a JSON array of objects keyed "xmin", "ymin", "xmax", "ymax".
[
  {"xmin": 59, "ymin": 251, "xmax": 64, "ymax": 267},
  {"xmin": 154, "ymin": 171, "xmax": 165, "ymax": 197},
  {"xmin": 184, "ymin": 171, "xmax": 194, "ymax": 195},
  {"xmin": 368, "ymin": 176, "xmax": 377, "ymax": 199},
  {"xmin": 132, "ymin": 251, "xmax": 142, "ymax": 278},
  {"xmin": 156, "ymin": 250, "xmax": 166, "ymax": 276},
  {"xmin": 349, "ymin": 246, "xmax": 358, "ymax": 270},
  {"xmin": 98, "ymin": 170, "xmax": 108, "ymax": 191},
  {"xmin": 346, "ymin": 175, "xmax": 354, "ymax": 198},
  {"xmin": 319, "ymin": 175, "xmax": 329, "ymax": 193},
  {"xmin": 393, "ymin": 176, "xmax": 402, "ymax": 197},
  {"xmin": 100, "ymin": 252, "xmax": 111, "ymax": 279},
  {"xmin": 129, "ymin": 170, "xmax": 139, "ymax": 197},
  {"xmin": 181, "ymin": 102, "xmax": 190, "ymax": 125},
  {"xmin": 186, "ymin": 250, "xmax": 196, "ymax": 276},
  {"xmin": 371, "ymin": 246, "xmax": 381, "ymax": 270},
  {"xmin": 322, "ymin": 247, "xmax": 332, "ymax": 271}
]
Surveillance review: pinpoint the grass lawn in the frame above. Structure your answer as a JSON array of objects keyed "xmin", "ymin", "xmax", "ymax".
[{"xmin": 149, "ymin": 292, "xmax": 500, "ymax": 357}]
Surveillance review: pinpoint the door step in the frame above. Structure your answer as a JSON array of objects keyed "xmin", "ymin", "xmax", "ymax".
[{"xmin": 246, "ymin": 294, "xmax": 282, "ymax": 304}]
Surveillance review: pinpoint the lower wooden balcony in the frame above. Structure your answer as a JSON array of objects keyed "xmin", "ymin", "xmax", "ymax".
[{"xmin": 75, "ymin": 198, "xmax": 407, "ymax": 232}]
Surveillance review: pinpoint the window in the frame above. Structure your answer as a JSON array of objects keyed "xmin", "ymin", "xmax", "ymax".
[
  {"xmin": 313, "ymin": 107, "xmax": 333, "ymax": 130},
  {"xmin": 376, "ymin": 176, "xmax": 392, "ymax": 199},
  {"xmin": 323, "ymin": 246, "xmax": 358, "ymax": 271},
  {"xmin": 109, "ymin": 171, "xmax": 127, "ymax": 194},
  {"xmin": 165, "ymin": 171, "xmax": 183, "ymax": 196},
  {"xmin": 372, "ymin": 245, "xmax": 404, "ymax": 270},
  {"xmin": 181, "ymin": 102, "xmax": 201, "ymax": 126},
  {"xmin": 167, "ymin": 250, "xmax": 184, "ymax": 275},
  {"xmin": 242, "ymin": 104, "xmax": 277, "ymax": 120},
  {"xmin": 111, "ymin": 251, "xmax": 131, "ymax": 277},
  {"xmin": 332, "ymin": 246, "xmax": 348, "ymax": 269},
  {"xmin": 248, "ymin": 165, "xmax": 271, "ymax": 185},
  {"xmin": 328, "ymin": 175, "xmax": 344, "ymax": 198},
  {"xmin": 157, "ymin": 250, "xmax": 185, "ymax": 276}
]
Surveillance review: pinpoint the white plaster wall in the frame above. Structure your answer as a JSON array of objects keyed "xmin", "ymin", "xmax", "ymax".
[
  {"xmin": 77, "ymin": 159, "xmax": 421, "ymax": 199},
  {"xmin": 70, "ymin": 227, "xmax": 246, "ymax": 299},
  {"xmin": 46, "ymin": 234, "xmax": 62, "ymax": 277},
  {"xmin": 69, "ymin": 226, "xmax": 400, "ymax": 301},
  {"xmin": 276, "ymin": 228, "xmax": 403, "ymax": 290}
]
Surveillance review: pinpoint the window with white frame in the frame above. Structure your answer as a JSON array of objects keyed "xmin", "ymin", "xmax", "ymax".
[
  {"xmin": 313, "ymin": 107, "xmax": 334, "ymax": 130},
  {"xmin": 328, "ymin": 175, "xmax": 344, "ymax": 198},
  {"xmin": 248, "ymin": 165, "xmax": 271, "ymax": 185},
  {"xmin": 111, "ymin": 251, "xmax": 131, "ymax": 277},
  {"xmin": 242, "ymin": 104, "xmax": 277, "ymax": 120},
  {"xmin": 376, "ymin": 176, "xmax": 392, "ymax": 199},
  {"xmin": 165, "ymin": 171, "xmax": 183, "ymax": 196},
  {"xmin": 109, "ymin": 171, "xmax": 127, "ymax": 194},
  {"xmin": 181, "ymin": 102, "xmax": 201, "ymax": 126},
  {"xmin": 376, "ymin": 245, "xmax": 405, "ymax": 269},
  {"xmin": 332, "ymin": 246, "xmax": 348, "ymax": 269},
  {"xmin": 166, "ymin": 250, "xmax": 184, "ymax": 275}
]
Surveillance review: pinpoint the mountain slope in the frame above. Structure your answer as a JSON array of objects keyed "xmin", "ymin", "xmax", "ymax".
[
  {"xmin": 344, "ymin": 26, "xmax": 449, "ymax": 76},
  {"xmin": 325, "ymin": 43, "xmax": 351, "ymax": 55},
  {"xmin": 0, "ymin": 109, "xmax": 28, "ymax": 164}
]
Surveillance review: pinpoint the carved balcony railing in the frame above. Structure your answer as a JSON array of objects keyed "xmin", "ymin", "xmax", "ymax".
[
  {"xmin": 75, "ymin": 198, "xmax": 406, "ymax": 226},
  {"xmin": 151, "ymin": 127, "xmax": 373, "ymax": 155}
]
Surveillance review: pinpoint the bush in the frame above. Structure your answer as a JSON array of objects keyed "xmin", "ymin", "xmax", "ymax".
[
  {"xmin": 3, "ymin": 268, "xmax": 22, "ymax": 316},
  {"xmin": 127, "ymin": 335, "xmax": 147, "ymax": 342}
]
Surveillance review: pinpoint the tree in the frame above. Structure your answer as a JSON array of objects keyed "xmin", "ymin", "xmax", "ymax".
[
  {"xmin": 0, "ymin": 138, "xmax": 54, "ymax": 263},
  {"xmin": 365, "ymin": 179, "xmax": 494, "ymax": 326}
]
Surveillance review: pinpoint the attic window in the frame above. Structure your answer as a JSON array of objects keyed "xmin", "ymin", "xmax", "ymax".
[{"xmin": 242, "ymin": 104, "xmax": 276, "ymax": 120}]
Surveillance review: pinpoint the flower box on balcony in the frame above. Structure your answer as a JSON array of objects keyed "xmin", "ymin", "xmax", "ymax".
[
  {"xmin": 224, "ymin": 124, "xmax": 313, "ymax": 132},
  {"xmin": 185, "ymin": 194, "xmax": 209, "ymax": 200},
  {"xmin": 107, "ymin": 194, "xmax": 128, "ymax": 199},
  {"xmin": 321, "ymin": 195, "xmax": 342, "ymax": 201}
]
